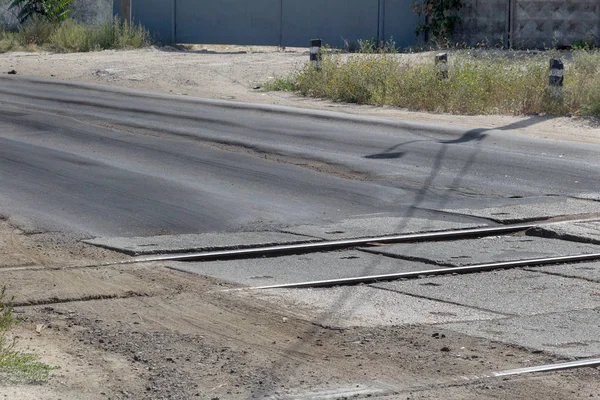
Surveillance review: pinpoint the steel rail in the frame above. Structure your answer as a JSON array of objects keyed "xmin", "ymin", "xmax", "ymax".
[
  {"xmin": 2, "ymin": 217, "xmax": 594, "ymax": 273},
  {"xmin": 245, "ymin": 252, "xmax": 600, "ymax": 290},
  {"xmin": 373, "ymin": 358, "xmax": 600, "ymax": 396},
  {"xmin": 125, "ymin": 223, "xmax": 537, "ymax": 264},
  {"xmin": 491, "ymin": 358, "xmax": 600, "ymax": 377}
]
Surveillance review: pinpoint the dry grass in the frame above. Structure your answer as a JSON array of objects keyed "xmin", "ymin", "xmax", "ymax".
[
  {"xmin": 0, "ymin": 287, "xmax": 53, "ymax": 384},
  {"xmin": 0, "ymin": 17, "xmax": 151, "ymax": 53},
  {"xmin": 270, "ymin": 49, "xmax": 600, "ymax": 117}
]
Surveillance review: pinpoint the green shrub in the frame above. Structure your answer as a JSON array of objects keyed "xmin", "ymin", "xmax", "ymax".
[
  {"xmin": 48, "ymin": 18, "xmax": 90, "ymax": 51},
  {"xmin": 0, "ymin": 30, "xmax": 21, "ymax": 53},
  {"xmin": 0, "ymin": 287, "xmax": 53, "ymax": 384},
  {"xmin": 50, "ymin": 17, "xmax": 150, "ymax": 52},
  {"xmin": 15, "ymin": 15, "xmax": 57, "ymax": 45},
  {"xmin": 0, "ymin": 17, "xmax": 151, "ymax": 53},
  {"xmin": 567, "ymin": 50, "xmax": 600, "ymax": 116},
  {"xmin": 276, "ymin": 49, "xmax": 600, "ymax": 117},
  {"xmin": 262, "ymin": 76, "xmax": 297, "ymax": 92}
]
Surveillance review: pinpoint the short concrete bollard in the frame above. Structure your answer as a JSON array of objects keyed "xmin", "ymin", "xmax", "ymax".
[
  {"xmin": 435, "ymin": 53, "xmax": 448, "ymax": 79},
  {"xmin": 549, "ymin": 59, "xmax": 564, "ymax": 98},
  {"xmin": 310, "ymin": 39, "xmax": 322, "ymax": 71}
]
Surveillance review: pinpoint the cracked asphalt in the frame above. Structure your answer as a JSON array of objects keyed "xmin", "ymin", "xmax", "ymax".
[{"xmin": 1, "ymin": 75, "xmax": 600, "ymax": 399}]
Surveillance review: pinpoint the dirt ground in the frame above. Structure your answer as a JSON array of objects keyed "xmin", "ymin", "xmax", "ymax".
[
  {"xmin": 1, "ymin": 45, "xmax": 599, "ymax": 145},
  {"xmin": 2, "ymin": 216, "xmax": 600, "ymax": 399},
  {"xmin": 2, "ymin": 46, "xmax": 600, "ymax": 399}
]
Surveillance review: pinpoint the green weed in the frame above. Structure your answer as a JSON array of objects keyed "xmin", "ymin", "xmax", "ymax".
[
  {"xmin": 261, "ymin": 76, "xmax": 297, "ymax": 92},
  {"xmin": 0, "ymin": 287, "xmax": 53, "ymax": 384},
  {"xmin": 0, "ymin": 29, "xmax": 20, "ymax": 52},
  {"xmin": 0, "ymin": 17, "xmax": 151, "ymax": 53},
  {"xmin": 270, "ymin": 49, "xmax": 600, "ymax": 117}
]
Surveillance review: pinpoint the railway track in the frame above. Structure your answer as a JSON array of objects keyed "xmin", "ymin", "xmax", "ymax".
[
  {"xmin": 108, "ymin": 216, "xmax": 600, "ymax": 292},
  {"xmin": 4, "ymin": 215, "xmax": 599, "ymax": 385},
  {"xmin": 153, "ymin": 215, "xmax": 600, "ymax": 382}
]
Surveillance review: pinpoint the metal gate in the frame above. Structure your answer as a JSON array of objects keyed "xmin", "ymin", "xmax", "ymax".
[{"xmin": 115, "ymin": 0, "xmax": 419, "ymax": 48}]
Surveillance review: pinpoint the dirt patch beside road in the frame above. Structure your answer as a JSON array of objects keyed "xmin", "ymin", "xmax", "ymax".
[
  {"xmin": 0, "ymin": 218, "xmax": 125, "ymax": 269},
  {"xmin": 2, "ymin": 220, "xmax": 600, "ymax": 399},
  {"xmin": 1, "ymin": 46, "xmax": 599, "ymax": 144}
]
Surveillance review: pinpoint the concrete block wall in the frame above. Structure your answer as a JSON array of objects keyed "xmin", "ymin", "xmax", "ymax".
[
  {"xmin": 456, "ymin": 0, "xmax": 600, "ymax": 49},
  {"xmin": 71, "ymin": 0, "xmax": 113, "ymax": 25},
  {"xmin": 0, "ymin": 3, "xmax": 19, "ymax": 29},
  {"xmin": 1, "ymin": 0, "xmax": 112, "ymax": 28},
  {"xmin": 513, "ymin": 0, "xmax": 600, "ymax": 48}
]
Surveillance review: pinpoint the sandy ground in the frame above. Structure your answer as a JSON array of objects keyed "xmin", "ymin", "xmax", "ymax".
[
  {"xmin": 1, "ymin": 45, "xmax": 599, "ymax": 144},
  {"xmin": 1, "ymin": 214, "xmax": 600, "ymax": 399}
]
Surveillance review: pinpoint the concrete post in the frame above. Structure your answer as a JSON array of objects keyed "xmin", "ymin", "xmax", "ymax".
[
  {"xmin": 549, "ymin": 59, "xmax": 564, "ymax": 98},
  {"xmin": 435, "ymin": 53, "xmax": 448, "ymax": 79},
  {"xmin": 310, "ymin": 39, "xmax": 322, "ymax": 71}
]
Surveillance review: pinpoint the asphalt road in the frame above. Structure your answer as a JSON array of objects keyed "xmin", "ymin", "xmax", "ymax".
[{"xmin": 0, "ymin": 75, "xmax": 599, "ymax": 237}]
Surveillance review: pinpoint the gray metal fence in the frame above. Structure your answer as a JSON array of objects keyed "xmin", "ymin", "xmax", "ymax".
[{"xmin": 114, "ymin": 0, "xmax": 419, "ymax": 48}]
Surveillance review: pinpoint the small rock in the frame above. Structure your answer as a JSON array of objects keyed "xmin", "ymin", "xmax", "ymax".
[
  {"xmin": 7, "ymin": 70, "xmax": 16, "ymax": 75},
  {"xmin": 440, "ymin": 347, "xmax": 451, "ymax": 352}
]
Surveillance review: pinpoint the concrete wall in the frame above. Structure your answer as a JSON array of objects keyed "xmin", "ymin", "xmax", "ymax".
[
  {"xmin": 457, "ymin": 0, "xmax": 600, "ymax": 48},
  {"xmin": 1, "ymin": 0, "xmax": 112, "ymax": 28},
  {"xmin": 513, "ymin": 0, "xmax": 600, "ymax": 48},
  {"xmin": 71, "ymin": 0, "xmax": 113, "ymax": 24},
  {"xmin": 0, "ymin": 3, "xmax": 18, "ymax": 29}
]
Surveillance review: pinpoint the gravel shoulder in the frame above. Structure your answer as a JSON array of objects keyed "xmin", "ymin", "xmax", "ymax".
[{"xmin": 1, "ymin": 46, "xmax": 599, "ymax": 144}]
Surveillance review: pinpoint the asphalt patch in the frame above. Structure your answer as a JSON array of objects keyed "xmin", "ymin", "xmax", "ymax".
[
  {"xmin": 441, "ymin": 308, "xmax": 600, "ymax": 358},
  {"xmin": 371, "ymin": 269, "xmax": 600, "ymax": 317},
  {"xmin": 361, "ymin": 236, "xmax": 600, "ymax": 267},
  {"xmin": 84, "ymin": 231, "xmax": 319, "ymax": 256},
  {"xmin": 169, "ymin": 250, "xmax": 438, "ymax": 287},
  {"xmin": 530, "ymin": 220, "xmax": 600, "ymax": 245},
  {"xmin": 282, "ymin": 216, "xmax": 489, "ymax": 240},
  {"xmin": 444, "ymin": 198, "xmax": 600, "ymax": 223}
]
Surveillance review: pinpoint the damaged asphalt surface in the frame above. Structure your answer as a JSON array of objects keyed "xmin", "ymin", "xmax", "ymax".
[
  {"xmin": 1, "ymin": 75, "xmax": 600, "ymax": 399},
  {"xmin": 0, "ymin": 76, "xmax": 599, "ymax": 236}
]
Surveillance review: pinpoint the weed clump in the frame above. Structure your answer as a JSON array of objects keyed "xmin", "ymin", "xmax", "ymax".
[
  {"xmin": 0, "ymin": 287, "xmax": 53, "ymax": 384},
  {"xmin": 0, "ymin": 17, "xmax": 151, "ymax": 53},
  {"xmin": 268, "ymin": 49, "xmax": 600, "ymax": 117}
]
